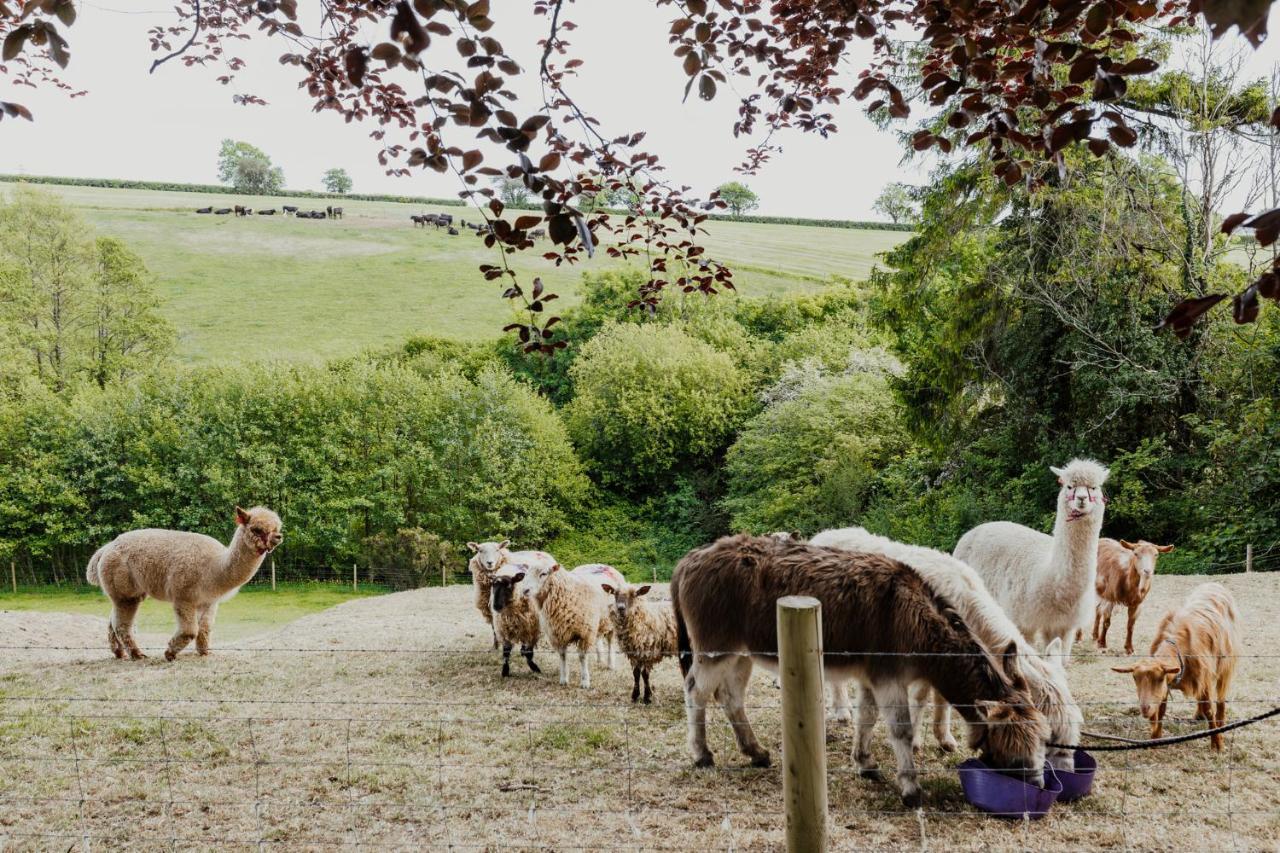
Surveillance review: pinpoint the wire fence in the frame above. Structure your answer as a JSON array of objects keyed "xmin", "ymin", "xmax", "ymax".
[{"xmin": 2, "ymin": 635, "xmax": 1279, "ymax": 850}]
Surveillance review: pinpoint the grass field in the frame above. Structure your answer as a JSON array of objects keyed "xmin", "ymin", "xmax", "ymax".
[
  {"xmin": 4, "ymin": 181, "xmax": 910, "ymax": 364},
  {"xmin": 1, "ymin": 572, "xmax": 1278, "ymax": 849},
  {"xmin": 0, "ymin": 582, "xmax": 388, "ymax": 642}
]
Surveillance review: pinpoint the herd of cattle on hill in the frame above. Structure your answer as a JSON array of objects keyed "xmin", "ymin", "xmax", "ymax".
[{"xmin": 191, "ymin": 204, "xmax": 546, "ymax": 238}]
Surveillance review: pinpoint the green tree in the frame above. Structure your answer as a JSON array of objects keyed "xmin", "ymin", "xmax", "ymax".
[
  {"xmin": 0, "ymin": 185, "xmax": 95, "ymax": 391},
  {"xmin": 217, "ymin": 139, "xmax": 285, "ymax": 193},
  {"xmin": 564, "ymin": 323, "xmax": 750, "ymax": 491},
  {"xmin": 493, "ymin": 176, "xmax": 532, "ymax": 207},
  {"xmin": 715, "ymin": 181, "xmax": 759, "ymax": 217},
  {"xmin": 722, "ymin": 367, "xmax": 907, "ymax": 535},
  {"xmin": 322, "ymin": 167, "xmax": 353, "ymax": 194},
  {"xmin": 872, "ymin": 182, "xmax": 918, "ymax": 225},
  {"xmin": 88, "ymin": 237, "xmax": 176, "ymax": 388}
]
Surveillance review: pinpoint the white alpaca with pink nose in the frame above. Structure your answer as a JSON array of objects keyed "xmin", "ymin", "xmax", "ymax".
[{"xmin": 953, "ymin": 458, "xmax": 1109, "ymax": 663}]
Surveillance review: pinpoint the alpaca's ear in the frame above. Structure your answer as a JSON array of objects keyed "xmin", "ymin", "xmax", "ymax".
[
  {"xmin": 636, "ymin": 585, "xmax": 652, "ymax": 596},
  {"xmin": 1157, "ymin": 544, "xmax": 1175, "ymax": 554},
  {"xmin": 1119, "ymin": 540, "xmax": 1137, "ymax": 551},
  {"xmin": 600, "ymin": 583, "xmax": 615, "ymax": 596},
  {"xmin": 1050, "ymin": 465, "xmax": 1066, "ymax": 483},
  {"xmin": 235, "ymin": 506, "xmax": 250, "ymax": 526},
  {"xmin": 1111, "ymin": 665, "xmax": 1135, "ymax": 674},
  {"xmin": 466, "ymin": 542, "xmax": 479, "ymax": 552}
]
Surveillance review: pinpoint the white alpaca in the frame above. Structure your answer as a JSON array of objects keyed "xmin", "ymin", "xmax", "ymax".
[
  {"xmin": 809, "ymin": 525, "xmax": 1082, "ymax": 770},
  {"xmin": 953, "ymin": 458, "xmax": 1108, "ymax": 661}
]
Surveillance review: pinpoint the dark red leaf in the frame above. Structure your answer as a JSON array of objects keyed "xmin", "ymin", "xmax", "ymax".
[
  {"xmin": 1154, "ymin": 294, "xmax": 1227, "ymax": 338},
  {"xmin": 1232, "ymin": 285, "xmax": 1260, "ymax": 324}
]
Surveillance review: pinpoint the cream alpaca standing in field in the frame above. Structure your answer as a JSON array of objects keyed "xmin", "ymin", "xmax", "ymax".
[
  {"xmin": 954, "ymin": 458, "xmax": 1108, "ymax": 661},
  {"xmin": 86, "ymin": 506, "xmax": 283, "ymax": 661}
]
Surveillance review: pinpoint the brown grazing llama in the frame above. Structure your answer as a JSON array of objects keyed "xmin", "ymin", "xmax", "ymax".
[
  {"xmin": 1113, "ymin": 582, "xmax": 1238, "ymax": 750},
  {"xmin": 86, "ymin": 506, "xmax": 283, "ymax": 661},
  {"xmin": 1093, "ymin": 538, "xmax": 1173, "ymax": 654},
  {"xmin": 672, "ymin": 534, "xmax": 1050, "ymax": 806}
]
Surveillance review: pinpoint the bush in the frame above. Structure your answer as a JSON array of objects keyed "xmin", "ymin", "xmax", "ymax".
[
  {"xmin": 0, "ymin": 362, "xmax": 588, "ymax": 582},
  {"xmin": 564, "ymin": 323, "xmax": 750, "ymax": 492},
  {"xmin": 722, "ymin": 369, "xmax": 907, "ymax": 535},
  {"xmin": 365, "ymin": 529, "xmax": 463, "ymax": 589}
]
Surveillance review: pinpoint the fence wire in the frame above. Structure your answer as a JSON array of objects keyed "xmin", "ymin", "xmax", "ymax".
[{"xmin": 1, "ymin": 640, "xmax": 1277, "ymax": 851}]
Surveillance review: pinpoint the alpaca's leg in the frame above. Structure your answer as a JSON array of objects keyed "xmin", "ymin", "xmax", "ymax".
[
  {"xmin": 1124, "ymin": 605, "xmax": 1138, "ymax": 656},
  {"xmin": 829, "ymin": 677, "xmax": 853, "ymax": 724},
  {"xmin": 165, "ymin": 602, "xmax": 198, "ymax": 661},
  {"xmin": 853, "ymin": 683, "xmax": 881, "ymax": 780},
  {"xmin": 684, "ymin": 656, "xmax": 722, "ymax": 767},
  {"xmin": 931, "ymin": 690, "xmax": 958, "ymax": 752},
  {"xmin": 1058, "ymin": 630, "xmax": 1076, "ymax": 664},
  {"xmin": 874, "ymin": 681, "xmax": 922, "ymax": 807},
  {"xmin": 557, "ymin": 648, "xmax": 569, "ymax": 685},
  {"xmin": 522, "ymin": 644, "xmax": 540, "ymax": 673},
  {"xmin": 722, "ymin": 655, "xmax": 769, "ymax": 767},
  {"xmin": 114, "ymin": 597, "xmax": 146, "ymax": 659},
  {"xmin": 106, "ymin": 598, "xmax": 126, "ymax": 659},
  {"xmin": 196, "ymin": 601, "xmax": 218, "ymax": 656},
  {"xmin": 641, "ymin": 666, "xmax": 653, "ymax": 704},
  {"xmin": 501, "ymin": 642, "xmax": 513, "ymax": 677},
  {"xmin": 631, "ymin": 665, "xmax": 642, "ymax": 703}
]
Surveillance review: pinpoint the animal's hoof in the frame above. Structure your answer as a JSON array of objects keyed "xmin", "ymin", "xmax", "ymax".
[
  {"xmin": 901, "ymin": 790, "xmax": 923, "ymax": 809},
  {"xmin": 858, "ymin": 767, "xmax": 883, "ymax": 782},
  {"xmin": 527, "ymin": 663, "xmax": 541, "ymax": 674},
  {"xmin": 130, "ymin": 651, "xmax": 147, "ymax": 660},
  {"xmin": 164, "ymin": 650, "xmax": 177, "ymax": 662},
  {"xmin": 911, "ymin": 743, "xmax": 923, "ymax": 758},
  {"xmin": 939, "ymin": 739, "xmax": 958, "ymax": 753},
  {"xmin": 693, "ymin": 754, "xmax": 715, "ymax": 768},
  {"xmin": 643, "ymin": 695, "xmax": 652, "ymax": 705},
  {"xmin": 501, "ymin": 668, "xmax": 511, "ymax": 678},
  {"xmin": 197, "ymin": 649, "xmax": 210, "ymax": 657},
  {"xmin": 750, "ymin": 751, "xmax": 771, "ymax": 768},
  {"xmin": 112, "ymin": 649, "xmax": 125, "ymax": 660}
]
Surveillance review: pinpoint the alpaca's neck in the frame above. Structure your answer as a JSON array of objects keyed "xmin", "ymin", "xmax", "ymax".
[
  {"xmin": 215, "ymin": 527, "xmax": 266, "ymax": 592},
  {"xmin": 1047, "ymin": 505, "xmax": 1101, "ymax": 580}
]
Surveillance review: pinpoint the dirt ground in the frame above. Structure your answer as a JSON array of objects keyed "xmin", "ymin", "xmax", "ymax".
[{"xmin": 2, "ymin": 572, "xmax": 1279, "ymax": 851}]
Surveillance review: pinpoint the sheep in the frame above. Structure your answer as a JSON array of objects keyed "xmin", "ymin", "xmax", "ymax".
[
  {"xmin": 673, "ymin": 534, "xmax": 1050, "ymax": 805},
  {"xmin": 954, "ymin": 458, "xmax": 1109, "ymax": 661},
  {"xmin": 1113, "ymin": 582, "xmax": 1238, "ymax": 750},
  {"xmin": 467, "ymin": 539, "xmax": 511, "ymax": 646},
  {"xmin": 569, "ymin": 563, "xmax": 624, "ymax": 669},
  {"xmin": 86, "ymin": 506, "xmax": 283, "ymax": 661},
  {"xmin": 488, "ymin": 564, "xmax": 542, "ymax": 677},
  {"xmin": 810, "ymin": 525, "xmax": 1082, "ymax": 771},
  {"xmin": 522, "ymin": 562, "xmax": 612, "ymax": 688},
  {"xmin": 1094, "ymin": 538, "xmax": 1173, "ymax": 654},
  {"xmin": 599, "ymin": 582, "xmax": 677, "ymax": 703}
]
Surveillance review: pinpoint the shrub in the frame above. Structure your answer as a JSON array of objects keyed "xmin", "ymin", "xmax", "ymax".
[
  {"xmin": 365, "ymin": 528, "xmax": 463, "ymax": 589},
  {"xmin": 722, "ymin": 368, "xmax": 907, "ymax": 535},
  {"xmin": 564, "ymin": 323, "xmax": 750, "ymax": 492}
]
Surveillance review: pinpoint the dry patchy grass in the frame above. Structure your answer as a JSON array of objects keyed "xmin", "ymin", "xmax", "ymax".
[{"xmin": 2, "ymin": 573, "xmax": 1279, "ymax": 850}]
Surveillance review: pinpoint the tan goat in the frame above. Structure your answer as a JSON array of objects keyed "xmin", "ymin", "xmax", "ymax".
[
  {"xmin": 1093, "ymin": 538, "xmax": 1173, "ymax": 654},
  {"xmin": 87, "ymin": 506, "xmax": 283, "ymax": 661},
  {"xmin": 1112, "ymin": 582, "xmax": 1238, "ymax": 750}
]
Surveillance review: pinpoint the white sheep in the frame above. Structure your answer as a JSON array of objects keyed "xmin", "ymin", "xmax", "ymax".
[
  {"xmin": 488, "ymin": 564, "xmax": 542, "ymax": 677},
  {"xmin": 954, "ymin": 458, "xmax": 1109, "ymax": 661},
  {"xmin": 466, "ymin": 539, "xmax": 510, "ymax": 647},
  {"xmin": 570, "ymin": 563, "xmax": 625, "ymax": 670},
  {"xmin": 522, "ymin": 562, "xmax": 612, "ymax": 688},
  {"xmin": 599, "ymin": 582, "xmax": 678, "ymax": 703}
]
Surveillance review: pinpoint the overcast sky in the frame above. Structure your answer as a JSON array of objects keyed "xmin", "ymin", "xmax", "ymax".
[{"xmin": 4, "ymin": 3, "xmax": 1276, "ymax": 219}]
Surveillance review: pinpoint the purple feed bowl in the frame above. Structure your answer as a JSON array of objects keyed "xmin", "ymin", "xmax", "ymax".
[
  {"xmin": 1053, "ymin": 750, "xmax": 1097, "ymax": 802},
  {"xmin": 957, "ymin": 759, "xmax": 1062, "ymax": 819}
]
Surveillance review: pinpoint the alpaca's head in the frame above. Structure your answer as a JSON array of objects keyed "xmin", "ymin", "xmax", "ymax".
[
  {"xmin": 466, "ymin": 540, "xmax": 510, "ymax": 573},
  {"xmin": 235, "ymin": 506, "xmax": 283, "ymax": 555},
  {"xmin": 1050, "ymin": 458, "xmax": 1109, "ymax": 523}
]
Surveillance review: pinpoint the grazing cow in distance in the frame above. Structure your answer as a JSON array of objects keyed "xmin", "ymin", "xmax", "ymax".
[
  {"xmin": 214, "ymin": 208, "xmax": 232, "ymax": 215},
  {"xmin": 282, "ymin": 205, "xmax": 298, "ymax": 215},
  {"xmin": 436, "ymin": 213, "xmax": 453, "ymax": 225},
  {"xmin": 257, "ymin": 208, "xmax": 277, "ymax": 215},
  {"xmin": 196, "ymin": 206, "xmax": 213, "ymax": 214},
  {"xmin": 234, "ymin": 205, "xmax": 253, "ymax": 217},
  {"xmin": 530, "ymin": 228, "xmax": 546, "ymax": 240},
  {"xmin": 330, "ymin": 206, "xmax": 343, "ymax": 219}
]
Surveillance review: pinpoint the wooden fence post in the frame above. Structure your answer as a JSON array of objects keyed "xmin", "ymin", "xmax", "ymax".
[
  {"xmin": 777, "ymin": 595, "xmax": 827, "ymax": 853},
  {"xmin": 1246, "ymin": 543, "xmax": 1253, "ymax": 573},
  {"xmin": 9, "ymin": 560, "xmax": 15, "ymax": 594},
  {"xmin": 353, "ymin": 562, "xmax": 358, "ymax": 592},
  {"xmin": 270, "ymin": 559, "xmax": 276, "ymax": 591}
]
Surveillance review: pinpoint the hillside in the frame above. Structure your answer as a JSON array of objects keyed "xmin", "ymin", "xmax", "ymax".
[{"xmin": 5, "ymin": 181, "xmax": 911, "ymax": 363}]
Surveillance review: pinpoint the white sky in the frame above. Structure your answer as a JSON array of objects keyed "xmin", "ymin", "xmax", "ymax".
[{"xmin": 3, "ymin": 3, "xmax": 1276, "ymax": 219}]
